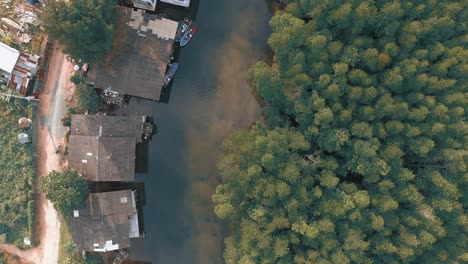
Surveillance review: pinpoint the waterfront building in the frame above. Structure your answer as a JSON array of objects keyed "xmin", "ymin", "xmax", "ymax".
[
  {"xmin": 87, "ymin": 8, "xmax": 178, "ymax": 101},
  {"xmin": 68, "ymin": 115, "xmax": 144, "ymax": 181},
  {"xmin": 71, "ymin": 190, "xmax": 141, "ymax": 252}
]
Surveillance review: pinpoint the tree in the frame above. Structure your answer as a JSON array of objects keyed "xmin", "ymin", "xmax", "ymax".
[
  {"xmin": 41, "ymin": 0, "xmax": 115, "ymax": 63},
  {"xmin": 214, "ymin": 0, "xmax": 467, "ymax": 263},
  {"xmin": 40, "ymin": 169, "xmax": 88, "ymax": 216},
  {"xmin": 75, "ymin": 83, "xmax": 100, "ymax": 113}
]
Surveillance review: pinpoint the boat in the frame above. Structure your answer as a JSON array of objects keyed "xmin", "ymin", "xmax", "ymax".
[
  {"xmin": 180, "ymin": 25, "xmax": 198, "ymax": 47},
  {"xmin": 175, "ymin": 18, "xmax": 192, "ymax": 42},
  {"xmin": 141, "ymin": 115, "xmax": 157, "ymax": 141},
  {"xmin": 113, "ymin": 249, "xmax": 129, "ymax": 264},
  {"xmin": 162, "ymin": 62, "xmax": 179, "ymax": 86}
]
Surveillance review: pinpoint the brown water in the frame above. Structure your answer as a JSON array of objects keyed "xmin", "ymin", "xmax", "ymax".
[{"xmin": 129, "ymin": 0, "xmax": 271, "ymax": 263}]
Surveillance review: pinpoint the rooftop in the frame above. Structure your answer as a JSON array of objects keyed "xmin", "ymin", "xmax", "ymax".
[
  {"xmin": 0, "ymin": 42, "xmax": 20, "ymax": 73},
  {"xmin": 68, "ymin": 135, "xmax": 136, "ymax": 182},
  {"xmin": 87, "ymin": 8, "xmax": 177, "ymax": 101},
  {"xmin": 70, "ymin": 115, "xmax": 143, "ymax": 142},
  {"xmin": 71, "ymin": 190, "xmax": 140, "ymax": 252}
]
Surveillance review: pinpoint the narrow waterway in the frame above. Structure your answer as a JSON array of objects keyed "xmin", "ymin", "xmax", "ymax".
[{"xmin": 129, "ymin": 0, "xmax": 271, "ymax": 263}]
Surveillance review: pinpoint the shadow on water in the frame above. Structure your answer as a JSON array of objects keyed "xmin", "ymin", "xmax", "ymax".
[{"xmin": 126, "ymin": 0, "xmax": 272, "ymax": 263}]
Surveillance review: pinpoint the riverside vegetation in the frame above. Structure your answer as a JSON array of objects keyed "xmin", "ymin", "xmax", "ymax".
[
  {"xmin": 0, "ymin": 98, "xmax": 36, "ymax": 247},
  {"xmin": 213, "ymin": 0, "xmax": 467, "ymax": 263}
]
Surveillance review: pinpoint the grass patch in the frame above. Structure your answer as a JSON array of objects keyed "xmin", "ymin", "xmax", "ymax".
[{"xmin": 0, "ymin": 98, "xmax": 36, "ymax": 248}]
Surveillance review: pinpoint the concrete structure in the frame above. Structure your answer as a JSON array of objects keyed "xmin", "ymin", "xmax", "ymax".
[
  {"xmin": 87, "ymin": 8, "xmax": 177, "ymax": 101},
  {"xmin": 71, "ymin": 190, "xmax": 141, "ymax": 252},
  {"xmin": 0, "ymin": 42, "xmax": 40, "ymax": 95}
]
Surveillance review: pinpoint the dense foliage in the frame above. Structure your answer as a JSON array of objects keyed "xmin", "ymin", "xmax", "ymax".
[
  {"xmin": 213, "ymin": 0, "xmax": 467, "ymax": 263},
  {"xmin": 75, "ymin": 82, "xmax": 100, "ymax": 114},
  {"xmin": 40, "ymin": 169, "xmax": 88, "ymax": 217},
  {"xmin": 62, "ymin": 251, "xmax": 102, "ymax": 264},
  {"xmin": 0, "ymin": 99, "xmax": 36, "ymax": 246},
  {"xmin": 41, "ymin": 0, "xmax": 115, "ymax": 63}
]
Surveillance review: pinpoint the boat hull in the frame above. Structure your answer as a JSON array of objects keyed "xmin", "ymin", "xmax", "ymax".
[
  {"xmin": 180, "ymin": 25, "xmax": 198, "ymax": 47},
  {"xmin": 163, "ymin": 63, "xmax": 179, "ymax": 86},
  {"xmin": 175, "ymin": 18, "xmax": 192, "ymax": 43}
]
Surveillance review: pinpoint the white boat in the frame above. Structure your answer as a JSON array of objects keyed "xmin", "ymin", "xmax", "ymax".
[{"xmin": 180, "ymin": 25, "xmax": 198, "ymax": 47}]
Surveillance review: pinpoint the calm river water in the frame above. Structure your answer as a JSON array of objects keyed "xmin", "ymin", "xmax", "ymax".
[{"xmin": 129, "ymin": 0, "xmax": 271, "ymax": 263}]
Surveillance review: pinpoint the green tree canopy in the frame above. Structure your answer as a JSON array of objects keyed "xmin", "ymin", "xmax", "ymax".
[
  {"xmin": 41, "ymin": 0, "xmax": 115, "ymax": 63},
  {"xmin": 75, "ymin": 82, "xmax": 100, "ymax": 113},
  {"xmin": 215, "ymin": 0, "xmax": 467, "ymax": 263},
  {"xmin": 40, "ymin": 168, "xmax": 88, "ymax": 217}
]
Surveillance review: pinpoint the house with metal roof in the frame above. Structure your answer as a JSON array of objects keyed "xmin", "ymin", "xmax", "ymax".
[
  {"xmin": 68, "ymin": 115, "xmax": 145, "ymax": 181},
  {"xmin": 86, "ymin": 7, "xmax": 178, "ymax": 101},
  {"xmin": 70, "ymin": 115, "xmax": 143, "ymax": 142},
  {"xmin": 69, "ymin": 135, "xmax": 136, "ymax": 182},
  {"xmin": 71, "ymin": 190, "xmax": 141, "ymax": 252},
  {"xmin": 0, "ymin": 42, "xmax": 40, "ymax": 95}
]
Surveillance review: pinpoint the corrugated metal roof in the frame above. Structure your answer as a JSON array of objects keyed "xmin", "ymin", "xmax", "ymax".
[
  {"xmin": 71, "ymin": 190, "xmax": 138, "ymax": 251},
  {"xmin": 68, "ymin": 135, "xmax": 136, "ymax": 182},
  {"xmin": 0, "ymin": 42, "xmax": 20, "ymax": 73},
  {"xmin": 87, "ymin": 7, "xmax": 174, "ymax": 101}
]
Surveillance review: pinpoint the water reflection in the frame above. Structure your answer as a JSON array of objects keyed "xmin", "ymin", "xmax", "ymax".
[{"xmin": 130, "ymin": 0, "xmax": 271, "ymax": 263}]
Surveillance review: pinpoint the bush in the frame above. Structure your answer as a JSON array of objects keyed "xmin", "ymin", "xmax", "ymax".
[
  {"xmin": 70, "ymin": 75, "xmax": 84, "ymax": 85},
  {"xmin": 75, "ymin": 84, "xmax": 100, "ymax": 113},
  {"xmin": 64, "ymin": 240, "xmax": 76, "ymax": 253},
  {"xmin": 62, "ymin": 107, "xmax": 79, "ymax": 127},
  {"xmin": 40, "ymin": 168, "xmax": 88, "ymax": 217}
]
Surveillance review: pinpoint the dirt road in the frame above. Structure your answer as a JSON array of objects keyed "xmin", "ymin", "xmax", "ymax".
[{"xmin": 0, "ymin": 44, "xmax": 74, "ymax": 264}]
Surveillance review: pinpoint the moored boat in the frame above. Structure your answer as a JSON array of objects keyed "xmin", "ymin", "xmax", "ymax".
[
  {"xmin": 162, "ymin": 62, "xmax": 179, "ymax": 86},
  {"xmin": 175, "ymin": 18, "xmax": 192, "ymax": 42},
  {"xmin": 113, "ymin": 249, "xmax": 129, "ymax": 264},
  {"xmin": 142, "ymin": 115, "xmax": 157, "ymax": 141},
  {"xmin": 180, "ymin": 25, "xmax": 198, "ymax": 47}
]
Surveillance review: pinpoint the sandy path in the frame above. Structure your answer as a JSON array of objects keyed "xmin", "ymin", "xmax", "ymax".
[{"xmin": 0, "ymin": 43, "xmax": 74, "ymax": 264}]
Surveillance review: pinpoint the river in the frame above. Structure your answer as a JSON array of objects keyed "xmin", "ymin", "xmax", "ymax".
[{"xmin": 129, "ymin": 0, "xmax": 271, "ymax": 263}]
